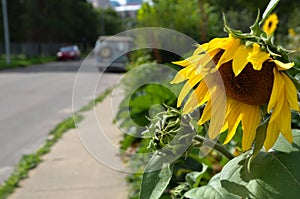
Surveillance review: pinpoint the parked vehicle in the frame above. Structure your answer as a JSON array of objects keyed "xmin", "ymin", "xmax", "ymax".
[
  {"xmin": 57, "ymin": 45, "xmax": 80, "ymax": 61},
  {"xmin": 94, "ymin": 36, "xmax": 134, "ymax": 72}
]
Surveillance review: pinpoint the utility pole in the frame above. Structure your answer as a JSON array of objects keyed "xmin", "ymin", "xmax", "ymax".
[{"xmin": 2, "ymin": 0, "xmax": 10, "ymax": 64}]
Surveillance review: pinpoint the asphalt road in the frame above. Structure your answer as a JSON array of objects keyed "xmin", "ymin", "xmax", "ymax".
[{"xmin": 0, "ymin": 59, "xmax": 122, "ymax": 184}]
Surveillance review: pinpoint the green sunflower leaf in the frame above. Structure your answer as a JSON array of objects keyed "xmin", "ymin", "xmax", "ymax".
[
  {"xmin": 139, "ymin": 154, "xmax": 174, "ymax": 199},
  {"xmin": 185, "ymin": 164, "xmax": 208, "ymax": 188},
  {"xmin": 272, "ymin": 129, "xmax": 300, "ymax": 153},
  {"xmin": 184, "ymin": 174, "xmax": 239, "ymax": 199},
  {"xmin": 215, "ymin": 130, "xmax": 300, "ymax": 199}
]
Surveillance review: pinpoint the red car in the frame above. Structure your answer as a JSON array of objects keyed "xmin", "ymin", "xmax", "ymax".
[{"xmin": 57, "ymin": 45, "xmax": 80, "ymax": 61}]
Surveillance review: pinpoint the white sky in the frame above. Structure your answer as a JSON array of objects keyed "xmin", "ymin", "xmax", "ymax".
[
  {"xmin": 87, "ymin": 0, "xmax": 150, "ymax": 6},
  {"xmin": 111, "ymin": 0, "xmax": 151, "ymax": 6}
]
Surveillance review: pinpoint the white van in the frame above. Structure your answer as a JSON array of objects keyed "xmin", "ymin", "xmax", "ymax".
[{"xmin": 94, "ymin": 36, "xmax": 134, "ymax": 71}]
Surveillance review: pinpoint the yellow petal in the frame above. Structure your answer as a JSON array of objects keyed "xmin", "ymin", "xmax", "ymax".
[
  {"xmin": 202, "ymin": 43, "xmax": 209, "ymax": 51},
  {"xmin": 224, "ymin": 99, "xmax": 242, "ymax": 144},
  {"xmin": 282, "ymin": 73, "xmax": 299, "ymax": 111},
  {"xmin": 265, "ymin": 94, "xmax": 292, "ymax": 151},
  {"xmin": 221, "ymin": 122, "xmax": 228, "ymax": 133},
  {"xmin": 192, "ymin": 54, "xmax": 214, "ymax": 74},
  {"xmin": 183, "ymin": 54, "xmax": 207, "ymax": 69},
  {"xmin": 269, "ymin": 87, "xmax": 284, "ymax": 123},
  {"xmin": 273, "ymin": 60, "xmax": 294, "ymax": 70},
  {"xmin": 265, "ymin": 99, "xmax": 293, "ymax": 151},
  {"xmin": 172, "ymin": 60, "xmax": 191, "ymax": 67},
  {"xmin": 186, "ymin": 55, "xmax": 205, "ymax": 68},
  {"xmin": 207, "ymin": 37, "xmax": 233, "ymax": 52},
  {"xmin": 240, "ymin": 103, "xmax": 261, "ymax": 151},
  {"xmin": 196, "ymin": 49, "xmax": 221, "ymax": 74},
  {"xmin": 267, "ymin": 68, "xmax": 285, "ymax": 113},
  {"xmin": 170, "ymin": 65, "xmax": 195, "ymax": 84},
  {"xmin": 232, "ymin": 45, "xmax": 252, "ymax": 76},
  {"xmin": 182, "ymin": 80, "xmax": 209, "ymax": 114},
  {"xmin": 247, "ymin": 43, "xmax": 270, "ymax": 71},
  {"xmin": 177, "ymin": 74, "xmax": 203, "ymax": 107},
  {"xmin": 193, "ymin": 44, "xmax": 208, "ymax": 55},
  {"xmin": 215, "ymin": 38, "xmax": 241, "ymax": 69},
  {"xmin": 278, "ymin": 99, "xmax": 293, "ymax": 143},
  {"xmin": 208, "ymin": 48, "xmax": 221, "ymax": 57},
  {"xmin": 264, "ymin": 122, "xmax": 279, "ymax": 151},
  {"xmin": 207, "ymin": 87, "xmax": 227, "ymax": 139},
  {"xmin": 198, "ymin": 100, "xmax": 211, "ymax": 125}
]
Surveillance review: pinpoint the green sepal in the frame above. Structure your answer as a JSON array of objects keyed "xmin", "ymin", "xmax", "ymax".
[
  {"xmin": 277, "ymin": 45, "xmax": 296, "ymax": 56},
  {"xmin": 223, "ymin": 13, "xmax": 252, "ymax": 39},
  {"xmin": 266, "ymin": 45, "xmax": 282, "ymax": 58},
  {"xmin": 244, "ymin": 40, "xmax": 255, "ymax": 47},
  {"xmin": 250, "ymin": 10, "xmax": 262, "ymax": 36}
]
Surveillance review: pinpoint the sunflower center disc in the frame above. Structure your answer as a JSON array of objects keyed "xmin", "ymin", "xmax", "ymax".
[{"xmin": 215, "ymin": 53, "xmax": 274, "ymax": 105}]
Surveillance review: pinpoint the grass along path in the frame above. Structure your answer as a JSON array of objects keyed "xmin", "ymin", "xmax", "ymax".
[
  {"xmin": 0, "ymin": 56, "xmax": 56, "ymax": 70},
  {"xmin": 0, "ymin": 87, "xmax": 113, "ymax": 199}
]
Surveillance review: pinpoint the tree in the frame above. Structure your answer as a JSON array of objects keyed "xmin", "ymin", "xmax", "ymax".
[
  {"xmin": 0, "ymin": 0, "xmax": 99, "ymax": 45},
  {"xmin": 137, "ymin": 0, "xmax": 221, "ymax": 43},
  {"xmin": 95, "ymin": 8, "xmax": 125, "ymax": 36},
  {"xmin": 0, "ymin": 0, "xmax": 27, "ymax": 42},
  {"xmin": 22, "ymin": 0, "xmax": 99, "ymax": 44}
]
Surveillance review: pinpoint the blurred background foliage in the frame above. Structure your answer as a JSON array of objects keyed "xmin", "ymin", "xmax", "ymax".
[
  {"xmin": 1, "ymin": 0, "xmax": 300, "ymax": 54},
  {"xmin": 137, "ymin": 0, "xmax": 300, "ymax": 44},
  {"xmin": 135, "ymin": 0, "xmax": 300, "ymax": 63},
  {"xmin": 0, "ymin": 0, "xmax": 125, "ymax": 49},
  {"xmin": 137, "ymin": 0, "xmax": 220, "ymax": 42}
]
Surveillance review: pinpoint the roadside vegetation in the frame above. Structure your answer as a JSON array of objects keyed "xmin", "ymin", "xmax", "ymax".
[
  {"xmin": 0, "ymin": 56, "xmax": 56, "ymax": 70},
  {"xmin": 115, "ymin": 0, "xmax": 300, "ymax": 198}
]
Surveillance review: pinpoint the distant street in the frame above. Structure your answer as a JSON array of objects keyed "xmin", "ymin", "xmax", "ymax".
[{"xmin": 0, "ymin": 59, "xmax": 122, "ymax": 184}]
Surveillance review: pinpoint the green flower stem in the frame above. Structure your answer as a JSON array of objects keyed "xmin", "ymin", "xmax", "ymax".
[
  {"xmin": 194, "ymin": 135, "xmax": 235, "ymax": 160},
  {"xmin": 260, "ymin": 0, "xmax": 280, "ymax": 26}
]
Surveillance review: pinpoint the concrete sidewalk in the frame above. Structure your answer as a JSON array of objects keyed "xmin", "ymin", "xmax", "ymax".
[{"xmin": 9, "ymin": 92, "xmax": 128, "ymax": 199}]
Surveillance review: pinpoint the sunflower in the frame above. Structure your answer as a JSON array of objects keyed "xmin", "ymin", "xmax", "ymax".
[
  {"xmin": 171, "ymin": 35, "xmax": 298, "ymax": 151},
  {"xmin": 262, "ymin": 13, "xmax": 279, "ymax": 36}
]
